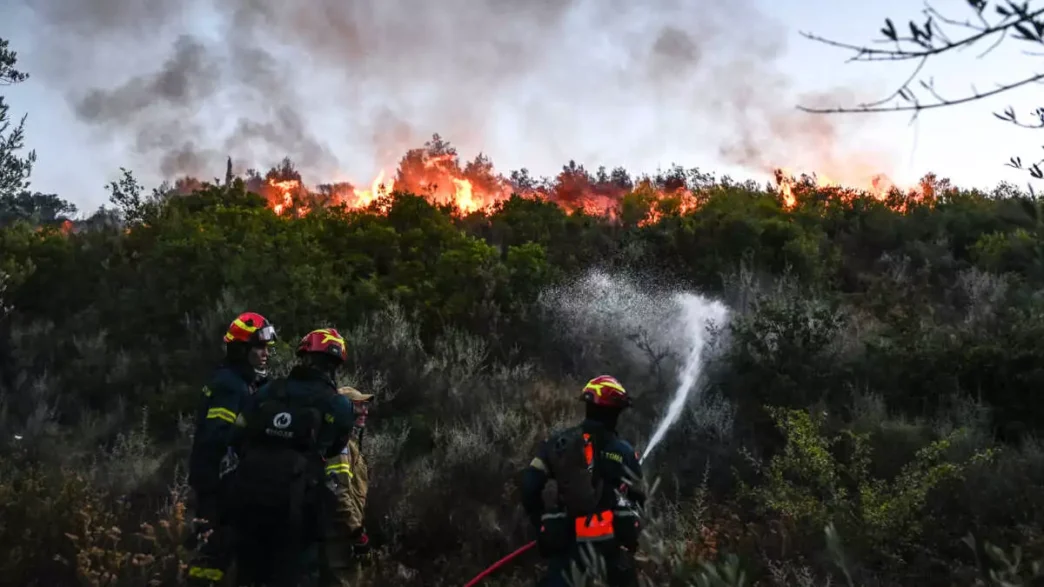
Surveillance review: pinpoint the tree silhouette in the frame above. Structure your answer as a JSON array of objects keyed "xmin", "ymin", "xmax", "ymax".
[{"xmin": 0, "ymin": 37, "xmax": 36, "ymax": 199}]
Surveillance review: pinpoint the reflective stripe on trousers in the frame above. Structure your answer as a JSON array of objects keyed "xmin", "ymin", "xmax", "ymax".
[
  {"xmin": 540, "ymin": 511, "xmax": 567, "ymax": 528},
  {"xmin": 612, "ymin": 508, "xmax": 639, "ymax": 523}
]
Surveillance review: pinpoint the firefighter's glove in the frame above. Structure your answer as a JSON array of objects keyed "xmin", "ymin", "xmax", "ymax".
[{"xmin": 352, "ymin": 529, "xmax": 373, "ymax": 563}]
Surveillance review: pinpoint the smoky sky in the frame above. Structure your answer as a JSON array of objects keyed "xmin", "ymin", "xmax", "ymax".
[{"xmin": 14, "ymin": 0, "xmax": 892, "ymax": 184}]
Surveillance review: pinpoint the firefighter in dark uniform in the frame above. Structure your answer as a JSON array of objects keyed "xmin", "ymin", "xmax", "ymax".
[
  {"xmin": 521, "ymin": 375, "xmax": 646, "ymax": 587},
  {"xmin": 229, "ymin": 327, "xmax": 357, "ymax": 587},
  {"xmin": 186, "ymin": 311, "xmax": 277, "ymax": 585}
]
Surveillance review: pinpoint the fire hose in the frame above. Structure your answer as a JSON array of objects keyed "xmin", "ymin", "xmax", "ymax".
[{"xmin": 462, "ymin": 541, "xmax": 537, "ymax": 587}]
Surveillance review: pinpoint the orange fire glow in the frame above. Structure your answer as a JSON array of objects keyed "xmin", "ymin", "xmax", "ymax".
[
  {"xmin": 777, "ymin": 169, "xmax": 897, "ymax": 208},
  {"xmin": 269, "ymin": 179, "xmax": 302, "ymax": 216},
  {"xmin": 251, "ymin": 138, "xmax": 932, "ymax": 221}
]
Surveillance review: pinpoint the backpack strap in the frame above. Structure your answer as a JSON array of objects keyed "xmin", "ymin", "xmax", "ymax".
[{"xmin": 581, "ymin": 432, "xmax": 594, "ymax": 468}]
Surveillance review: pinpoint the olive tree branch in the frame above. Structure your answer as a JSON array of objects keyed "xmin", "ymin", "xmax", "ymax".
[{"xmin": 795, "ymin": 0, "xmax": 1044, "ymax": 180}]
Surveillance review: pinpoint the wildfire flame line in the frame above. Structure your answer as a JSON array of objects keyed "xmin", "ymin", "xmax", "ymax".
[{"xmin": 242, "ymin": 140, "xmax": 938, "ymax": 220}]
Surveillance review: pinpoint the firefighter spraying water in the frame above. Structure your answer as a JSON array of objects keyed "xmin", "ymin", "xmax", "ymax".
[
  {"xmin": 521, "ymin": 375, "xmax": 645, "ymax": 587},
  {"xmin": 464, "ymin": 273, "xmax": 730, "ymax": 586}
]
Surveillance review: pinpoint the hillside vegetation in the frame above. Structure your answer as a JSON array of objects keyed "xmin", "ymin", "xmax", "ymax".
[{"xmin": 4, "ymin": 39, "xmax": 1044, "ymax": 587}]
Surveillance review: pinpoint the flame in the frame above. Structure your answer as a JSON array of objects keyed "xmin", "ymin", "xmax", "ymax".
[
  {"xmin": 31, "ymin": 140, "xmax": 959, "ymax": 247},
  {"xmin": 34, "ymin": 219, "xmax": 77, "ymax": 235},
  {"xmin": 451, "ymin": 178, "xmax": 478, "ymax": 213},
  {"xmin": 240, "ymin": 137, "xmax": 938, "ymax": 220},
  {"xmin": 356, "ymin": 170, "xmax": 395, "ymax": 208},
  {"xmin": 774, "ymin": 166, "xmax": 925, "ymax": 211},
  {"xmin": 269, "ymin": 179, "xmax": 300, "ymax": 215}
]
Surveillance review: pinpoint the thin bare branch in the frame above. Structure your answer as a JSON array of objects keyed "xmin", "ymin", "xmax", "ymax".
[
  {"xmin": 924, "ymin": 3, "xmax": 988, "ymax": 32},
  {"xmin": 799, "ymin": 5, "xmax": 1044, "ymax": 62},
  {"xmin": 798, "ymin": 31, "xmax": 944, "ymax": 62},
  {"xmin": 798, "ymin": 72, "xmax": 1044, "ymax": 114},
  {"xmin": 995, "ymin": 105, "xmax": 1044, "ymax": 128},
  {"xmin": 976, "ymin": 25, "xmax": 1010, "ymax": 57},
  {"xmin": 861, "ymin": 56, "xmax": 931, "ymax": 109}
]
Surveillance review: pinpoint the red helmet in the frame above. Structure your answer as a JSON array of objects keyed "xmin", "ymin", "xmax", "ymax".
[
  {"xmin": 297, "ymin": 328, "xmax": 347, "ymax": 363},
  {"xmin": 580, "ymin": 375, "xmax": 631, "ymax": 409},
  {"xmin": 224, "ymin": 312, "xmax": 277, "ymax": 346}
]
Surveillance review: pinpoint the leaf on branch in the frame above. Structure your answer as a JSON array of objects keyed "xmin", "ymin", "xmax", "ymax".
[
  {"xmin": 1008, "ymin": 0, "xmax": 1030, "ymax": 19},
  {"xmin": 1013, "ymin": 22, "xmax": 1041, "ymax": 41},
  {"xmin": 994, "ymin": 106, "xmax": 1018, "ymax": 122},
  {"xmin": 883, "ymin": 18, "xmax": 898, "ymax": 41}
]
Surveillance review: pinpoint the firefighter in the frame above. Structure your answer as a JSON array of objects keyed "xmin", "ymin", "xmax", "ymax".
[
  {"xmin": 320, "ymin": 386, "xmax": 374, "ymax": 586},
  {"xmin": 229, "ymin": 327, "xmax": 357, "ymax": 587},
  {"xmin": 521, "ymin": 375, "xmax": 646, "ymax": 587},
  {"xmin": 186, "ymin": 311, "xmax": 277, "ymax": 586}
]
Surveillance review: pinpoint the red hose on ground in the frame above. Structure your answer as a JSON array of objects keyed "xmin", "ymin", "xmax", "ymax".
[{"xmin": 462, "ymin": 540, "xmax": 537, "ymax": 587}]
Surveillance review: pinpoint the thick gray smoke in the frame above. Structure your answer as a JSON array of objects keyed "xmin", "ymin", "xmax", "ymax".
[{"xmin": 12, "ymin": 0, "xmax": 890, "ymax": 183}]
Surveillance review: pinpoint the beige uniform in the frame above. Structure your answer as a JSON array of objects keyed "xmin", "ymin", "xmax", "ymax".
[
  {"xmin": 322, "ymin": 387, "xmax": 372, "ymax": 586},
  {"xmin": 326, "ymin": 439, "xmax": 368, "ymax": 532}
]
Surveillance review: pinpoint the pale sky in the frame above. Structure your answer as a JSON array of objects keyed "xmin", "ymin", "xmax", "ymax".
[{"xmin": 1, "ymin": 0, "xmax": 1041, "ymax": 213}]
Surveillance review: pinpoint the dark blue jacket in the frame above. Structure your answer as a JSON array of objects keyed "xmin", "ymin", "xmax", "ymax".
[
  {"xmin": 241, "ymin": 365, "xmax": 356, "ymax": 459},
  {"xmin": 188, "ymin": 362, "xmax": 260, "ymax": 494},
  {"xmin": 521, "ymin": 419, "xmax": 646, "ymax": 531}
]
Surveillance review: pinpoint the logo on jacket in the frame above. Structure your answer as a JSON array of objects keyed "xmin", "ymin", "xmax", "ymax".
[{"xmin": 273, "ymin": 412, "xmax": 292, "ymax": 429}]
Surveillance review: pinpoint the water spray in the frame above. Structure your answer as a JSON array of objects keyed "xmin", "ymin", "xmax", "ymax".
[
  {"xmin": 639, "ymin": 292, "xmax": 729, "ymax": 465},
  {"xmin": 542, "ymin": 270, "xmax": 730, "ymax": 467}
]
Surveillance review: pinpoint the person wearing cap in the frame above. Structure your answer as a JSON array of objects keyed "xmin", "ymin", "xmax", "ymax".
[{"xmin": 320, "ymin": 385, "xmax": 374, "ymax": 586}]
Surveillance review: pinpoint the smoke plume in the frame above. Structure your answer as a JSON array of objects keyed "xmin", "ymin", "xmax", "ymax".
[{"xmin": 14, "ymin": 0, "xmax": 893, "ymax": 185}]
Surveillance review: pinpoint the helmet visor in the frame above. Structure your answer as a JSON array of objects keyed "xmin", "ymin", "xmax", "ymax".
[{"xmin": 256, "ymin": 324, "xmax": 278, "ymax": 344}]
